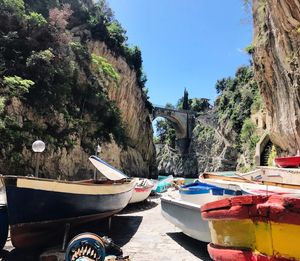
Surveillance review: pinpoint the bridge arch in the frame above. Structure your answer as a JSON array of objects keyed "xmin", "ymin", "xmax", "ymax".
[{"xmin": 152, "ymin": 106, "xmax": 195, "ymax": 140}]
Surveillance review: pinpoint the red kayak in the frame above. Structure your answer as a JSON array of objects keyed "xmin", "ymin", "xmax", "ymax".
[{"xmin": 275, "ymin": 155, "xmax": 300, "ymax": 168}]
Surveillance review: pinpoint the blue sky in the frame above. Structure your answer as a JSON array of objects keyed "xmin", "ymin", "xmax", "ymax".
[{"xmin": 107, "ymin": 0, "xmax": 253, "ymax": 106}]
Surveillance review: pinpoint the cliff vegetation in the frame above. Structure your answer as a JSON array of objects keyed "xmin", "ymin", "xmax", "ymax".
[{"xmin": 0, "ymin": 0, "xmax": 155, "ymax": 177}]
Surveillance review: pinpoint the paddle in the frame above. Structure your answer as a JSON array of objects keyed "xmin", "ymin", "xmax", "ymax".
[{"xmin": 89, "ymin": 155, "xmax": 128, "ymax": 181}]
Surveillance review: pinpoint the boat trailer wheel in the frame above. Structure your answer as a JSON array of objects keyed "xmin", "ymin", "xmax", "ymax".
[{"xmin": 65, "ymin": 233, "xmax": 106, "ymax": 261}]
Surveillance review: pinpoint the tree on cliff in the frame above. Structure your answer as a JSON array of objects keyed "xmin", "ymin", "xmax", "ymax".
[
  {"xmin": 182, "ymin": 88, "xmax": 189, "ymax": 110},
  {"xmin": 190, "ymin": 98, "xmax": 211, "ymax": 112}
]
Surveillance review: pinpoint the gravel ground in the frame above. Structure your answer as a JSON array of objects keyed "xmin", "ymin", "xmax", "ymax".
[
  {"xmin": 114, "ymin": 194, "xmax": 212, "ymax": 261},
  {"xmin": 0, "ymin": 194, "xmax": 212, "ymax": 261}
]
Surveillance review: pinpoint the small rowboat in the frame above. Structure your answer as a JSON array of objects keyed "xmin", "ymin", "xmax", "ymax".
[
  {"xmin": 201, "ymin": 194, "xmax": 300, "ymax": 260},
  {"xmin": 129, "ymin": 178, "xmax": 154, "ymax": 203},
  {"xmin": 275, "ymin": 155, "xmax": 300, "ymax": 168}
]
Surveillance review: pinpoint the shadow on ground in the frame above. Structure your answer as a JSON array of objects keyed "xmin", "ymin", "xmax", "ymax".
[
  {"xmin": 120, "ymin": 199, "xmax": 158, "ymax": 214},
  {"xmin": 109, "ymin": 215, "xmax": 143, "ymax": 246},
  {"xmin": 167, "ymin": 232, "xmax": 212, "ymax": 260},
  {"xmin": 0, "ymin": 248, "xmax": 40, "ymax": 261},
  {"xmin": 0, "ymin": 215, "xmax": 143, "ymax": 260}
]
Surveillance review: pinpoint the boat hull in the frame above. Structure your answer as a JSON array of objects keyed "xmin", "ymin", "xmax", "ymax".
[
  {"xmin": 129, "ymin": 178, "xmax": 154, "ymax": 203},
  {"xmin": 275, "ymin": 156, "xmax": 300, "ymax": 168},
  {"xmin": 2, "ymin": 176, "xmax": 135, "ymax": 248},
  {"xmin": 161, "ymin": 196, "xmax": 211, "ymax": 242},
  {"xmin": 201, "ymin": 194, "xmax": 300, "ymax": 260},
  {"xmin": 10, "ymin": 210, "xmax": 121, "ymax": 248},
  {"xmin": 156, "ymin": 175, "xmax": 173, "ymax": 193},
  {"xmin": 129, "ymin": 187, "xmax": 153, "ymax": 203}
]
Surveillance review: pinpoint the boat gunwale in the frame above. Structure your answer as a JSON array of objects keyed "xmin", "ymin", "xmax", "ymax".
[
  {"xmin": 1, "ymin": 175, "xmax": 136, "ymax": 195},
  {"xmin": 0, "ymin": 175, "xmax": 132, "ymax": 186},
  {"xmin": 200, "ymin": 172, "xmax": 300, "ymax": 190}
]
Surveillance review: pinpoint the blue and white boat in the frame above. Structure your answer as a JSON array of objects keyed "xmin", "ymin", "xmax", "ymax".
[
  {"xmin": 179, "ymin": 180, "xmax": 240, "ymax": 205},
  {"xmin": 155, "ymin": 175, "xmax": 173, "ymax": 193},
  {"xmin": 161, "ymin": 181, "xmax": 240, "ymax": 242}
]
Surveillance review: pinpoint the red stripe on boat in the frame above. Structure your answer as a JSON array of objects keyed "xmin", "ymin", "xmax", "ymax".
[
  {"xmin": 208, "ymin": 243, "xmax": 292, "ymax": 261},
  {"xmin": 135, "ymin": 187, "xmax": 151, "ymax": 193}
]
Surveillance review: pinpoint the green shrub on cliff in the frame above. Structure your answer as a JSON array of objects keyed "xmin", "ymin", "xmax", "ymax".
[
  {"xmin": 26, "ymin": 49, "xmax": 54, "ymax": 67},
  {"xmin": 107, "ymin": 21, "xmax": 128, "ymax": 47},
  {"xmin": 215, "ymin": 66, "xmax": 258, "ymax": 133},
  {"xmin": 267, "ymin": 145, "xmax": 276, "ymax": 166},
  {"xmin": 25, "ymin": 11, "xmax": 47, "ymax": 27},
  {"xmin": 251, "ymin": 89, "xmax": 263, "ymax": 113},
  {"xmin": 190, "ymin": 98, "xmax": 211, "ymax": 112},
  {"xmin": 0, "ymin": 0, "xmax": 25, "ymax": 15},
  {"xmin": 91, "ymin": 53, "xmax": 120, "ymax": 86},
  {"xmin": 3, "ymin": 76, "xmax": 34, "ymax": 97},
  {"xmin": 194, "ymin": 124, "xmax": 215, "ymax": 142},
  {"xmin": 240, "ymin": 118, "xmax": 259, "ymax": 151},
  {"xmin": 0, "ymin": 97, "xmax": 5, "ymax": 113}
]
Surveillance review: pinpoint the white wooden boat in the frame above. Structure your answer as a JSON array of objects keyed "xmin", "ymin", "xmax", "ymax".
[
  {"xmin": 129, "ymin": 178, "xmax": 154, "ymax": 203},
  {"xmin": 200, "ymin": 171, "xmax": 300, "ymax": 195},
  {"xmin": 160, "ymin": 181, "xmax": 238, "ymax": 242},
  {"xmin": 161, "ymin": 195, "xmax": 211, "ymax": 242},
  {"xmin": 239, "ymin": 167, "xmax": 300, "ymax": 187}
]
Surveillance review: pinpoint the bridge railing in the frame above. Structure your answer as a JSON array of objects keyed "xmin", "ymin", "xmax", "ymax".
[{"xmin": 153, "ymin": 104, "xmax": 197, "ymax": 114}]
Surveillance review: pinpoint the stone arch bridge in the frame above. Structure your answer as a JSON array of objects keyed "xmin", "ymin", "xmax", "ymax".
[{"xmin": 152, "ymin": 106, "xmax": 196, "ymax": 151}]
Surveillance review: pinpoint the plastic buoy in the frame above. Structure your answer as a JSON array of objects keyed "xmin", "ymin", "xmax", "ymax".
[
  {"xmin": 65, "ymin": 233, "xmax": 106, "ymax": 261},
  {"xmin": 0, "ymin": 205, "xmax": 8, "ymax": 250}
]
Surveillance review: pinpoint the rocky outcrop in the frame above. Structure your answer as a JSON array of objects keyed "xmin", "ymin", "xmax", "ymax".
[
  {"xmin": 191, "ymin": 115, "xmax": 237, "ymax": 173},
  {"xmin": 252, "ymin": 0, "xmax": 300, "ymax": 154}
]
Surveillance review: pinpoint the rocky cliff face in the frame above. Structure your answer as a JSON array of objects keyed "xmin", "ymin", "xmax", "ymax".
[
  {"xmin": 88, "ymin": 41, "xmax": 156, "ymax": 177},
  {"xmin": 252, "ymin": 0, "xmax": 300, "ymax": 154}
]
